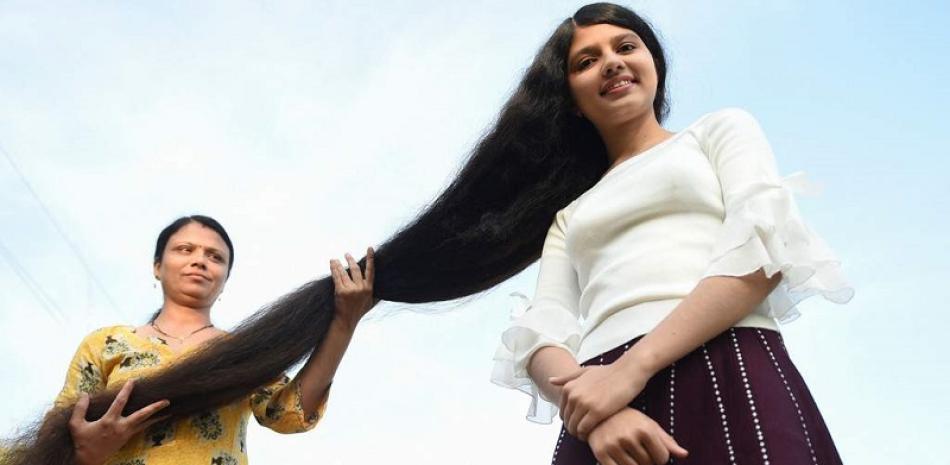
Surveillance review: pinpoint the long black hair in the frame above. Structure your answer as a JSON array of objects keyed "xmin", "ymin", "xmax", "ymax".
[{"xmin": 2, "ymin": 4, "xmax": 669, "ymax": 463}]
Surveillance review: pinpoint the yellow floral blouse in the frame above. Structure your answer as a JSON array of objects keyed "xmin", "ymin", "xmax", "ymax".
[{"xmin": 54, "ymin": 326, "xmax": 328, "ymax": 465}]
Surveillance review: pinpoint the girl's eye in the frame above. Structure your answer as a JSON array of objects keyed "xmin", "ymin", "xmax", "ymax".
[
  {"xmin": 577, "ymin": 58, "xmax": 595, "ymax": 71},
  {"xmin": 618, "ymin": 43, "xmax": 636, "ymax": 53}
]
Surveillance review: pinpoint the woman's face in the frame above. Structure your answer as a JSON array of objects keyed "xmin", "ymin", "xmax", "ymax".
[
  {"xmin": 567, "ymin": 23, "xmax": 659, "ymax": 129},
  {"xmin": 153, "ymin": 222, "xmax": 230, "ymax": 308}
]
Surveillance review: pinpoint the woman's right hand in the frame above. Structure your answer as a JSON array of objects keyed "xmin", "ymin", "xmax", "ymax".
[
  {"xmin": 330, "ymin": 247, "xmax": 376, "ymax": 331},
  {"xmin": 586, "ymin": 407, "xmax": 688, "ymax": 465},
  {"xmin": 69, "ymin": 379, "xmax": 170, "ymax": 465}
]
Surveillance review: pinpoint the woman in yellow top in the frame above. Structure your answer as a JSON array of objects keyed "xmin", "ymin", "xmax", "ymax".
[{"xmin": 54, "ymin": 215, "xmax": 375, "ymax": 465}]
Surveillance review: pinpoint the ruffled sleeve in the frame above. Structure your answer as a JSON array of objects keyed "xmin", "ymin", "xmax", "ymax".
[
  {"xmin": 701, "ymin": 108, "xmax": 854, "ymax": 322},
  {"xmin": 491, "ymin": 207, "xmax": 582, "ymax": 424}
]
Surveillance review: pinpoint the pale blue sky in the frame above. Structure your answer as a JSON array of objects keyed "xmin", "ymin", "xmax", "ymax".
[{"xmin": 1, "ymin": 1, "xmax": 948, "ymax": 463}]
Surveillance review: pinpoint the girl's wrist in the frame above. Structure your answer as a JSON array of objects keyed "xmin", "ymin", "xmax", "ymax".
[{"xmin": 616, "ymin": 345, "xmax": 662, "ymax": 381}]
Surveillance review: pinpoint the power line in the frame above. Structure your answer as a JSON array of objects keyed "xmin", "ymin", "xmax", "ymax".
[
  {"xmin": 0, "ymin": 236, "xmax": 67, "ymax": 324},
  {"xmin": 0, "ymin": 142, "xmax": 123, "ymax": 318}
]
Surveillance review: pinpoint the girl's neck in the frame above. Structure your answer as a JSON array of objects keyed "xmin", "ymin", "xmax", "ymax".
[{"xmin": 599, "ymin": 111, "xmax": 673, "ymax": 167}]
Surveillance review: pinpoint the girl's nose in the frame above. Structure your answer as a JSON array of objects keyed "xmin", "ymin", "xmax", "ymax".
[{"xmin": 601, "ymin": 54, "xmax": 625, "ymax": 77}]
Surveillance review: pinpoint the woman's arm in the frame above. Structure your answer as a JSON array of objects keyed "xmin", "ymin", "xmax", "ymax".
[
  {"xmin": 554, "ymin": 270, "xmax": 780, "ymax": 439},
  {"xmin": 294, "ymin": 317, "xmax": 358, "ymax": 418},
  {"xmin": 532, "ymin": 348, "xmax": 691, "ymax": 463},
  {"xmin": 492, "ymin": 208, "xmax": 584, "ymax": 423},
  {"xmin": 70, "ymin": 380, "xmax": 170, "ymax": 465},
  {"xmin": 294, "ymin": 248, "xmax": 376, "ymax": 418},
  {"xmin": 56, "ymin": 329, "xmax": 170, "ymax": 465},
  {"xmin": 618, "ymin": 271, "xmax": 780, "ymax": 377},
  {"xmin": 527, "ymin": 346, "xmax": 583, "ymax": 403}
]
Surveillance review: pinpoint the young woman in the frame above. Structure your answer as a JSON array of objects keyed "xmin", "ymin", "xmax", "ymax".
[
  {"xmin": 490, "ymin": 4, "xmax": 853, "ymax": 465},
  {"xmin": 52, "ymin": 215, "xmax": 375, "ymax": 465},
  {"xmin": 3, "ymin": 4, "xmax": 850, "ymax": 464}
]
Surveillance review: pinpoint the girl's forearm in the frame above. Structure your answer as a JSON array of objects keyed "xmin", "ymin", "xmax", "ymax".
[
  {"xmin": 528, "ymin": 346, "xmax": 582, "ymax": 402},
  {"xmin": 617, "ymin": 270, "xmax": 781, "ymax": 379}
]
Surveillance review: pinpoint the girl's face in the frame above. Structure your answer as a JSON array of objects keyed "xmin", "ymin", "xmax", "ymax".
[
  {"xmin": 153, "ymin": 222, "xmax": 230, "ymax": 308},
  {"xmin": 567, "ymin": 23, "xmax": 659, "ymax": 129}
]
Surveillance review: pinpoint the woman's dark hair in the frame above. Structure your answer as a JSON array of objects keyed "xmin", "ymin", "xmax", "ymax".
[
  {"xmin": 2, "ymin": 4, "xmax": 668, "ymax": 463},
  {"xmin": 154, "ymin": 215, "xmax": 235, "ymax": 275}
]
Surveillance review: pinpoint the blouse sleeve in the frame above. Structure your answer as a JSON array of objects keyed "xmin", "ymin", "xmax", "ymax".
[
  {"xmin": 701, "ymin": 108, "xmax": 854, "ymax": 322},
  {"xmin": 491, "ymin": 207, "xmax": 583, "ymax": 424},
  {"xmin": 53, "ymin": 328, "xmax": 108, "ymax": 409},
  {"xmin": 250, "ymin": 374, "xmax": 327, "ymax": 434}
]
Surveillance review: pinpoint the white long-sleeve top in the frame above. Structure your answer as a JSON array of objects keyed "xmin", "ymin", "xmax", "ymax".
[{"xmin": 491, "ymin": 108, "xmax": 854, "ymax": 423}]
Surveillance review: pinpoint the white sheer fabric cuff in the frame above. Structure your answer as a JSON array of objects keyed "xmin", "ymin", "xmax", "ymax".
[
  {"xmin": 490, "ymin": 293, "xmax": 580, "ymax": 424},
  {"xmin": 703, "ymin": 172, "xmax": 855, "ymax": 322}
]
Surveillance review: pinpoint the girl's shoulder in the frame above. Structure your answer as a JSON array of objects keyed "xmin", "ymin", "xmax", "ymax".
[
  {"xmin": 689, "ymin": 107, "xmax": 758, "ymax": 132},
  {"xmin": 682, "ymin": 107, "xmax": 771, "ymax": 157},
  {"xmin": 690, "ymin": 107, "xmax": 763, "ymax": 137}
]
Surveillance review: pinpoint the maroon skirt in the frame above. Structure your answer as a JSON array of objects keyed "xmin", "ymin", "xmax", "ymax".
[{"xmin": 551, "ymin": 328, "xmax": 842, "ymax": 465}]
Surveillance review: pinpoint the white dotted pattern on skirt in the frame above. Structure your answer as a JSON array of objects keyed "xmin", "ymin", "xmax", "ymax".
[
  {"xmin": 755, "ymin": 329, "xmax": 819, "ymax": 465},
  {"xmin": 703, "ymin": 344, "xmax": 737, "ymax": 465},
  {"xmin": 730, "ymin": 328, "xmax": 770, "ymax": 465},
  {"xmin": 551, "ymin": 427, "xmax": 566, "ymax": 465},
  {"xmin": 623, "ymin": 343, "xmax": 648, "ymax": 414},
  {"xmin": 669, "ymin": 362, "xmax": 677, "ymax": 463}
]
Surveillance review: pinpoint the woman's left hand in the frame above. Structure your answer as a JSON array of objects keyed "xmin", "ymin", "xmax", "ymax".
[
  {"xmin": 550, "ymin": 361, "xmax": 651, "ymax": 441},
  {"xmin": 330, "ymin": 247, "xmax": 376, "ymax": 331}
]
